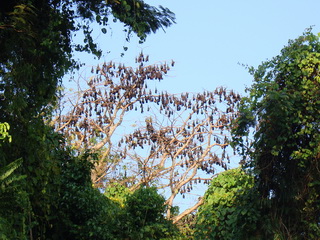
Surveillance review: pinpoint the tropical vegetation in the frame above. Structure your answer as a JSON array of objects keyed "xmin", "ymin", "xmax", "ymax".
[{"xmin": 1, "ymin": 0, "xmax": 320, "ymax": 239}]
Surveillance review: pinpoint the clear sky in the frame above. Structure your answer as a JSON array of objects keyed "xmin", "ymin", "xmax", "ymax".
[
  {"xmin": 67, "ymin": 0, "xmax": 320, "ymax": 212},
  {"xmin": 73, "ymin": 0, "xmax": 320, "ymax": 96}
]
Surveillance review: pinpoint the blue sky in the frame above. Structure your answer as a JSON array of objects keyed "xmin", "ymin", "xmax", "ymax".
[{"xmin": 74, "ymin": 0, "xmax": 320, "ymax": 96}]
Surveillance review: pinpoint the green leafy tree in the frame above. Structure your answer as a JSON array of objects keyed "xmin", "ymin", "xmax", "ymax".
[
  {"xmin": 117, "ymin": 186, "xmax": 179, "ymax": 240},
  {"xmin": 0, "ymin": 158, "xmax": 28, "ymax": 240},
  {"xmin": 233, "ymin": 30, "xmax": 320, "ymax": 239},
  {"xmin": 104, "ymin": 183, "xmax": 179, "ymax": 239},
  {"xmin": 0, "ymin": 124, "xmax": 28, "ymax": 240},
  {"xmin": 54, "ymin": 154, "xmax": 118, "ymax": 240},
  {"xmin": 0, "ymin": 0, "xmax": 175, "ymax": 121},
  {"xmin": 195, "ymin": 168, "xmax": 260, "ymax": 240},
  {"xmin": 0, "ymin": 1, "xmax": 175, "ymax": 238}
]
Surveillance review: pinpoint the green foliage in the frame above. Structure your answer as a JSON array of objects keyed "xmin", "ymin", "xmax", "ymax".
[
  {"xmin": 233, "ymin": 30, "xmax": 320, "ymax": 239},
  {"xmin": 0, "ymin": 124, "xmax": 28, "ymax": 240},
  {"xmin": 110, "ymin": 0, "xmax": 175, "ymax": 41},
  {"xmin": 0, "ymin": 158, "xmax": 24, "ymax": 189},
  {"xmin": 0, "ymin": 1, "xmax": 175, "ymax": 238},
  {"xmin": 1, "ymin": 2, "xmax": 72, "ymax": 118},
  {"xmin": 55, "ymin": 155, "xmax": 116, "ymax": 240},
  {"xmin": 0, "ymin": 183, "xmax": 29, "ymax": 240},
  {"xmin": 0, "ymin": 0, "xmax": 175, "ymax": 123},
  {"xmin": 104, "ymin": 183, "xmax": 179, "ymax": 239},
  {"xmin": 105, "ymin": 182, "xmax": 131, "ymax": 207},
  {"xmin": 116, "ymin": 186, "xmax": 179, "ymax": 240},
  {"xmin": 195, "ymin": 168, "xmax": 261, "ymax": 240},
  {"xmin": 0, "ymin": 122, "xmax": 11, "ymax": 143}
]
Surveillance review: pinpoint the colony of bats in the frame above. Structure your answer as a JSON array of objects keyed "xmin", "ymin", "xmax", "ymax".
[{"xmin": 55, "ymin": 53, "xmax": 241, "ymax": 221}]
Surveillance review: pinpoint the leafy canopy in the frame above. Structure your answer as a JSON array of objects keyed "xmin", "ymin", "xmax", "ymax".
[
  {"xmin": 0, "ymin": 1, "xmax": 175, "ymax": 238},
  {"xmin": 232, "ymin": 29, "xmax": 320, "ymax": 239},
  {"xmin": 195, "ymin": 168, "xmax": 260, "ymax": 240},
  {"xmin": 0, "ymin": 0, "xmax": 175, "ymax": 119}
]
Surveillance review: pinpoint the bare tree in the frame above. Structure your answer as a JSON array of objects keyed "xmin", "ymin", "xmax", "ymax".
[{"xmin": 54, "ymin": 53, "xmax": 240, "ymax": 222}]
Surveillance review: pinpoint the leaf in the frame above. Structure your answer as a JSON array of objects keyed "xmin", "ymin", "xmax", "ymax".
[{"xmin": 0, "ymin": 158, "xmax": 23, "ymax": 182}]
